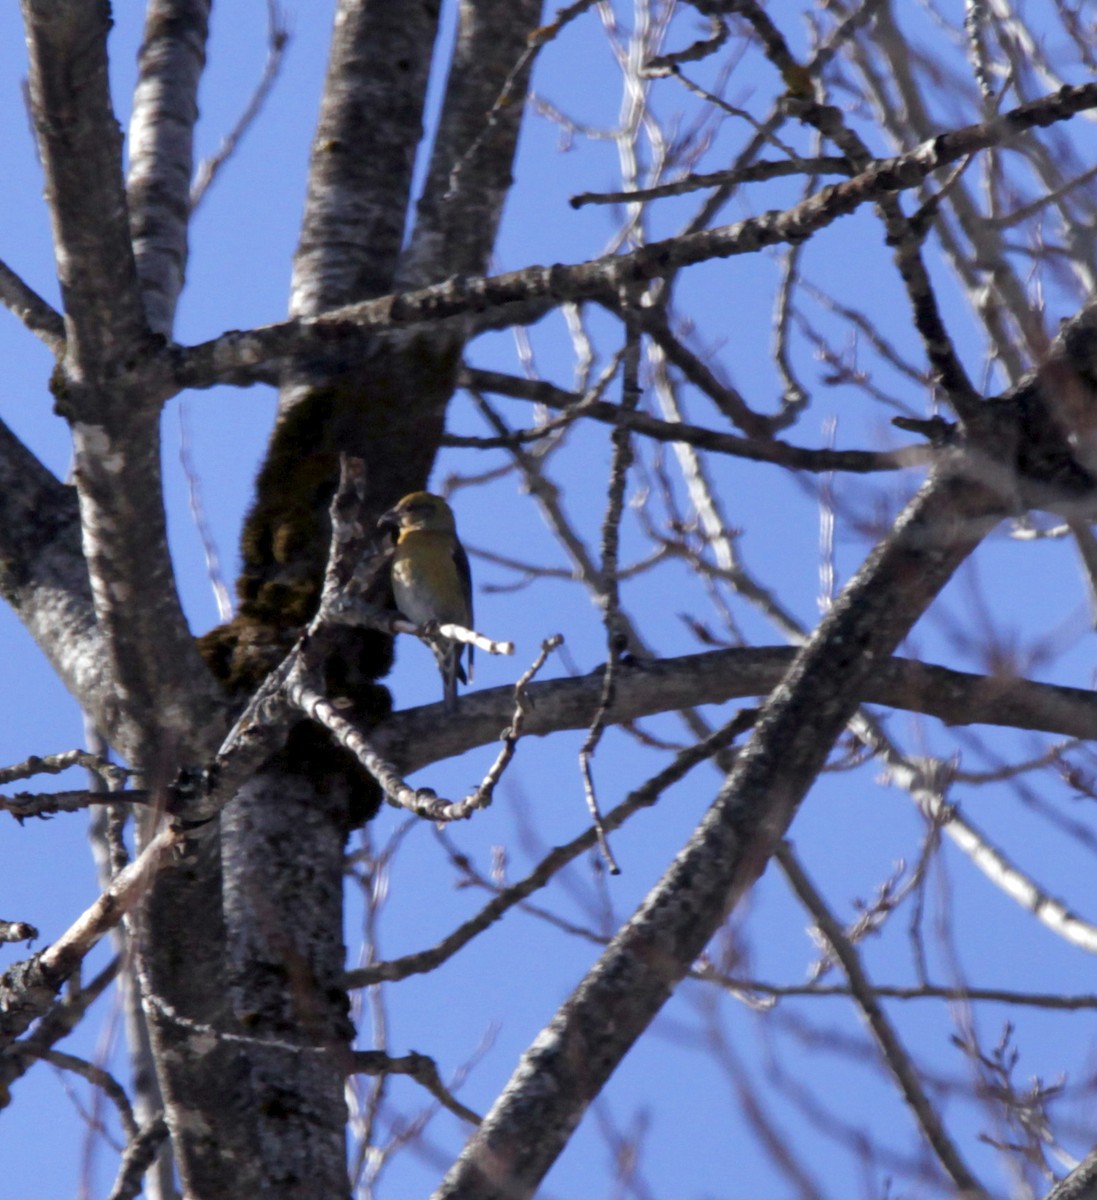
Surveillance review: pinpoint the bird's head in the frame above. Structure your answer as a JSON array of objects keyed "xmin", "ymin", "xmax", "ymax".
[{"xmin": 379, "ymin": 491, "xmax": 457, "ymax": 536}]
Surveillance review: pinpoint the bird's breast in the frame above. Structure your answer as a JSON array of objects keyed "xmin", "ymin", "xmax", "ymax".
[{"xmin": 391, "ymin": 532, "xmax": 469, "ymax": 627}]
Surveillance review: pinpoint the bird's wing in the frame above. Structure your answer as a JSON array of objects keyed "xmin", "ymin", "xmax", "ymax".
[{"xmin": 452, "ymin": 535, "xmax": 474, "ymax": 680}]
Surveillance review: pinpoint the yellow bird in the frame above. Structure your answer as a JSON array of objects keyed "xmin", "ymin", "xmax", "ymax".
[{"xmin": 380, "ymin": 492, "xmax": 473, "ymax": 713}]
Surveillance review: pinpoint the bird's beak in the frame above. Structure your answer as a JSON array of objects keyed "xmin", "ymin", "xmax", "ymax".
[{"xmin": 378, "ymin": 506, "xmax": 400, "ymax": 532}]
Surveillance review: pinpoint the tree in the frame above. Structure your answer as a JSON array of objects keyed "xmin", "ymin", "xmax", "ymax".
[{"xmin": 3, "ymin": 0, "xmax": 1097, "ymax": 1197}]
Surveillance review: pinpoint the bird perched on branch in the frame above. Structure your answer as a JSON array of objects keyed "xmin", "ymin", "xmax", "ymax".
[{"xmin": 380, "ymin": 491, "xmax": 473, "ymax": 713}]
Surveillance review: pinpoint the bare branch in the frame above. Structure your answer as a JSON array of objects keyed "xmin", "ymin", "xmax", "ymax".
[
  {"xmin": 21, "ymin": 0, "xmax": 148, "ymax": 369},
  {"xmin": 462, "ymin": 365, "xmax": 925, "ymax": 472},
  {"xmin": 127, "ymin": 0, "xmax": 211, "ymax": 334},
  {"xmin": 0, "ymin": 257, "xmax": 64, "ymax": 350},
  {"xmin": 0, "ymin": 956, "xmax": 120, "ymax": 1108},
  {"xmin": 291, "ymin": 0, "xmax": 439, "ymax": 315},
  {"xmin": 1043, "ymin": 1149, "xmax": 1097, "ymax": 1200},
  {"xmin": 1, "ymin": 789, "xmax": 153, "ymax": 821},
  {"xmin": 778, "ymin": 843, "xmax": 988, "ymax": 1196},
  {"xmin": 398, "ymin": 0, "xmax": 546, "ymax": 290},
  {"xmin": 694, "ymin": 973, "xmax": 1097, "ymax": 1011},
  {"xmin": 29, "ymin": 1047, "xmax": 138, "ymax": 1138},
  {"xmin": 106, "ymin": 1116, "xmax": 170, "ymax": 1200},
  {"xmin": 913, "ymin": 774, "xmax": 1097, "ymax": 955},
  {"xmin": 0, "ymin": 749, "xmax": 132, "ymax": 788},
  {"xmin": 578, "ymin": 302, "xmax": 643, "ymax": 876},
  {"xmin": 436, "ymin": 468, "xmax": 1005, "ymax": 1200},
  {"xmin": 0, "ymin": 826, "xmax": 178, "ymax": 1047},
  {"xmin": 371, "ymin": 643, "xmax": 1097, "ymax": 775},
  {"xmin": 348, "ymin": 710, "xmax": 754, "ymax": 989},
  {"xmin": 350, "ymin": 1050, "xmax": 481, "ymax": 1126},
  {"xmin": 287, "ymin": 634, "xmax": 556, "ymax": 824},
  {"xmin": 176, "ymin": 82, "xmax": 1097, "ymax": 392},
  {"xmin": 189, "ymin": 1, "xmax": 288, "ymax": 211}
]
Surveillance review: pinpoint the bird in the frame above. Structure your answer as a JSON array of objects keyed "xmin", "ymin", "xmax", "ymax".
[{"xmin": 380, "ymin": 491, "xmax": 473, "ymax": 713}]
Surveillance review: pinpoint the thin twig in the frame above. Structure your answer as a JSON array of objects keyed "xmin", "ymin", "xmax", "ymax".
[
  {"xmin": 289, "ymin": 636, "xmax": 556, "ymax": 822},
  {"xmin": 0, "ymin": 750, "xmax": 133, "ymax": 788},
  {"xmin": 692, "ymin": 971, "xmax": 1097, "ymax": 1011},
  {"xmin": 777, "ymin": 841, "xmax": 990, "ymax": 1197},
  {"xmin": 177, "ymin": 402, "xmax": 233, "ymax": 621},
  {"xmin": 189, "ymin": 1, "xmax": 290, "ymax": 210},
  {"xmin": 350, "ymin": 1050, "xmax": 481, "ymax": 1126},
  {"xmin": 347, "ymin": 710, "xmax": 754, "ymax": 988},
  {"xmin": 570, "ymin": 155, "xmax": 852, "ymax": 207},
  {"xmin": 578, "ymin": 296, "xmax": 643, "ymax": 875},
  {"xmin": 30, "ymin": 1047, "xmax": 138, "ymax": 1138}
]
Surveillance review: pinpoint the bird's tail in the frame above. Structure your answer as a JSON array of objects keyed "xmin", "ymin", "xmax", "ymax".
[{"xmin": 434, "ymin": 640, "xmax": 465, "ymax": 714}]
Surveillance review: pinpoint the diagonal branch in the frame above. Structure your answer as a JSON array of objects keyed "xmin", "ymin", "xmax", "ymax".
[
  {"xmin": 0, "ymin": 418, "xmax": 149, "ymax": 752},
  {"xmin": 0, "ymin": 258, "xmax": 64, "ymax": 351},
  {"xmin": 0, "ymin": 826, "xmax": 178, "ymax": 1047},
  {"xmin": 777, "ymin": 843, "xmax": 988, "ymax": 1196},
  {"xmin": 434, "ymin": 464, "xmax": 1006, "ymax": 1200}
]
